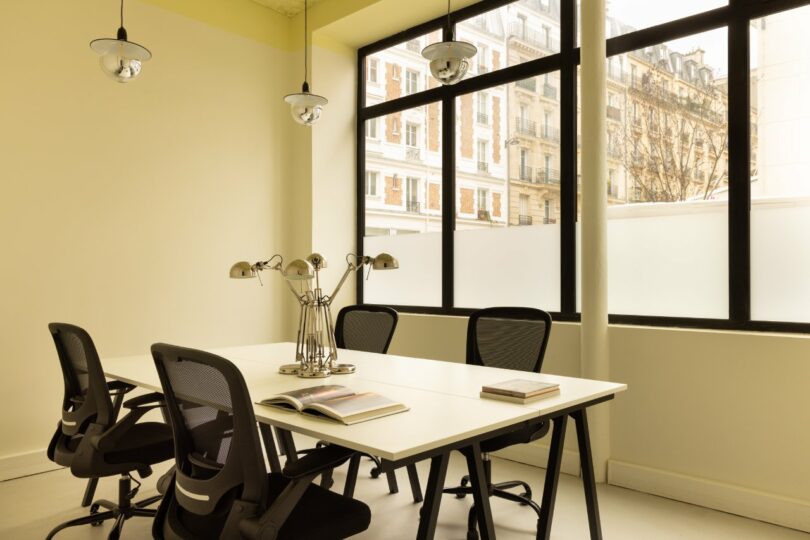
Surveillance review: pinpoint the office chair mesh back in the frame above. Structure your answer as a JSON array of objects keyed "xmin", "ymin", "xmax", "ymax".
[
  {"xmin": 153, "ymin": 345, "xmax": 266, "ymax": 539},
  {"xmin": 48, "ymin": 323, "xmax": 114, "ymax": 442},
  {"xmin": 469, "ymin": 308, "xmax": 552, "ymax": 373},
  {"xmin": 336, "ymin": 306, "xmax": 398, "ymax": 354}
]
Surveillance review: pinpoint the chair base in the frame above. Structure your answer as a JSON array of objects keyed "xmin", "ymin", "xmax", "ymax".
[
  {"xmin": 46, "ymin": 474, "xmax": 162, "ymax": 540},
  {"xmin": 443, "ymin": 457, "xmax": 543, "ymax": 539}
]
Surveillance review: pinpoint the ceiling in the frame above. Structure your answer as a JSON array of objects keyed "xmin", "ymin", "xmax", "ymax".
[{"xmin": 250, "ymin": 0, "xmax": 328, "ymax": 17}]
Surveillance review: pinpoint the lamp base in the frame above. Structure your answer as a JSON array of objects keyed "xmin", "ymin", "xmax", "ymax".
[
  {"xmin": 298, "ymin": 368, "xmax": 331, "ymax": 378},
  {"xmin": 278, "ymin": 363, "xmax": 300, "ymax": 375},
  {"xmin": 331, "ymin": 363, "xmax": 356, "ymax": 374}
]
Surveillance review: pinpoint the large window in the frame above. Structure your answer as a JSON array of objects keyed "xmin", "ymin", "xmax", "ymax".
[{"xmin": 358, "ymin": 0, "xmax": 810, "ymax": 332}]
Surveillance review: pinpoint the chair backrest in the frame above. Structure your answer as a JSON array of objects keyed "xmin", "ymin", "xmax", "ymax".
[
  {"xmin": 151, "ymin": 344, "xmax": 267, "ymax": 539},
  {"xmin": 466, "ymin": 307, "xmax": 553, "ymax": 373},
  {"xmin": 48, "ymin": 323, "xmax": 115, "ymax": 437},
  {"xmin": 334, "ymin": 305, "xmax": 398, "ymax": 354}
]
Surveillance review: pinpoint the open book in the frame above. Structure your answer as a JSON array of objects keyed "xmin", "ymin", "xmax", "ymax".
[{"xmin": 258, "ymin": 385, "xmax": 409, "ymax": 425}]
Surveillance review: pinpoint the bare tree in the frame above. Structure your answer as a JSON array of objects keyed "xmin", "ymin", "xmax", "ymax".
[{"xmin": 619, "ymin": 66, "xmax": 728, "ymax": 202}]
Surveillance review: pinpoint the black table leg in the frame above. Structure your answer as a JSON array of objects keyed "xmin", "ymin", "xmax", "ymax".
[
  {"xmin": 276, "ymin": 428, "xmax": 298, "ymax": 464},
  {"xmin": 259, "ymin": 424, "xmax": 282, "ymax": 473},
  {"xmin": 538, "ymin": 414, "xmax": 568, "ymax": 540},
  {"xmin": 416, "ymin": 452, "xmax": 450, "ymax": 540},
  {"xmin": 464, "ymin": 442, "xmax": 496, "ymax": 540},
  {"xmin": 407, "ymin": 463, "xmax": 423, "ymax": 503},
  {"xmin": 344, "ymin": 454, "xmax": 361, "ymax": 498},
  {"xmin": 571, "ymin": 409, "xmax": 603, "ymax": 540}
]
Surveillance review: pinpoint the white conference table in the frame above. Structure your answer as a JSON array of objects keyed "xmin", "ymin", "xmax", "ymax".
[{"xmin": 103, "ymin": 342, "xmax": 626, "ymax": 540}]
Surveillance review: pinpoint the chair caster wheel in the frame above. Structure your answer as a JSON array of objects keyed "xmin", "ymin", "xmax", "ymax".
[
  {"xmin": 89, "ymin": 504, "xmax": 103, "ymax": 526},
  {"xmin": 519, "ymin": 491, "xmax": 532, "ymax": 504},
  {"xmin": 370, "ymin": 467, "xmax": 381, "ymax": 479},
  {"xmin": 455, "ymin": 492, "xmax": 468, "ymax": 499},
  {"xmin": 466, "ymin": 530, "xmax": 479, "ymax": 540}
]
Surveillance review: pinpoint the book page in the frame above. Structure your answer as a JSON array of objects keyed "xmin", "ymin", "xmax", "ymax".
[
  {"xmin": 482, "ymin": 379, "xmax": 559, "ymax": 397},
  {"xmin": 260, "ymin": 384, "xmax": 354, "ymax": 411},
  {"xmin": 306, "ymin": 392, "xmax": 406, "ymax": 420}
]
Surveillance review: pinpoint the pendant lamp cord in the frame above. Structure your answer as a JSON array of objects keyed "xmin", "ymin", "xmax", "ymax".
[
  {"xmin": 304, "ymin": 0, "xmax": 309, "ymax": 84},
  {"xmin": 120, "ymin": 0, "xmax": 125, "ymax": 28},
  {"xmin": 446, "ymin": 0, "xmax": 452, "ymax": 39}
]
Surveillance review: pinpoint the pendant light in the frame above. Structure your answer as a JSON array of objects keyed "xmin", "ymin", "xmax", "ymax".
[
  {"xmin": 90, "ymin": 0, "xmax": 152, "ymax": 83},
  {"xmin": 284, "ymin": 0, "xmax": 328, "ymax": 126},
  {"xmin": 421, "ymin": 0, "xmax": 477, "ymax": 85}
]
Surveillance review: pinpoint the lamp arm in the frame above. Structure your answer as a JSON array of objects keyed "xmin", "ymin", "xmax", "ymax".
[
  {"xmin": 284, "ymin": 279, "xmax": 307, "ymax": 304},
  {"xmin": 326, "ymin": 263, "xmax": 360, "ymax": 306},
  {"xmin": 255, "ymin": 254, "xmax": 284, "ymax": 272}
]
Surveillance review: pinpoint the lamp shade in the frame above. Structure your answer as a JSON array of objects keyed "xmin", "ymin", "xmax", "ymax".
[
  {"xmin": 284, "ymin": 259, "xmax": 314, "ymax": 281},
  {"xmin": 306, "ymin": 253, "xmax": 327, "ymax": 270},
  {"xmin": 229, "ymin": 261, "xmax": 256, "ymax": 279},
  {"xmin": 284, "ymin": 90, "xmax": 328, "ymax": 126},
  {"xmin": 371, "ymin": 253, "xmax": 399, "ymax": 270},
  {"xmin": 90, "ymin": 27, "xmax": 151, "ymax": 83},
  {"xmin": 421, "ymin": 41, "xmax": 477, "ymax": 85}
]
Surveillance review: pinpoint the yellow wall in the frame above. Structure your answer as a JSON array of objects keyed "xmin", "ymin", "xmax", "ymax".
[{"xmin": 0, "ymin": 0, "xmax": 294, "ymax": 461}]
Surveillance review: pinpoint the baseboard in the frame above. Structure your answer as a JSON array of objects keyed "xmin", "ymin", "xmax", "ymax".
[
  {"xmin": 608, "ymin": 459, "xmax": 810, "ymax": 533},
  {"xmin": 0, "ymin": 449, "xmax": 61, "ymax": 481},
  {"xmin": 493, "ymin": 442, "xmax": 581, "ymax": 477}
]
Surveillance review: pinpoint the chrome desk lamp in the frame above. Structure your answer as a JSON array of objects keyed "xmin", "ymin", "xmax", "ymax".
[{"xmin": 230, "ymin": 252, "xmax": 398, "ymax": 378}]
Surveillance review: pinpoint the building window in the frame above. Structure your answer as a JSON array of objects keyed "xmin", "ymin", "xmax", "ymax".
[
  {"xmin": 477, "ymin": 188, "xmax": 489, "ymax": 211},
  {"xmin": 365, "ymin": 118, "xmax": 378, "ymax": 139},
  {"xmin": 405, "ymin": 69, "xmax": 419, "ymax": 95},
  {"xmin": 405, "ymin": 122, "xmax": 418, "ymax": 147},
  {"xmin": 406, "ymin": 176, "xmax": 420, "ymax": 213},
  {"xmin": 365, "ymin": 171, "xmax": 378, "ymax": 196},
  {"xmin": 477, "ymin": 139, "xmax": 488, "ymax": 173},
  {"xmin": 477, "ymin": 92, "xmax": 489, "ymax": 125},
  {"xmin": 368, "ymin": 58, "xmax": 378, "ymax": 83}
]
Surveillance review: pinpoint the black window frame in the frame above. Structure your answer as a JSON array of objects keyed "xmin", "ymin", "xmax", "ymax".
[{"xmin": 356, "ymin": 0, "xmax": 810, "ymax": 334}]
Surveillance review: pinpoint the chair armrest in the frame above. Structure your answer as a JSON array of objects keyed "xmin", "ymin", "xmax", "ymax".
[
  {"xmin": 123, "ymin": 392, "xmax": 165, "ymax": 409},
  {"xmin": 107, "ymin": 380, "xmax": 136, "ymax": 396},
  {"xmin": 282, "ymin": 445, "xmax": 356, "ymax": 479}
]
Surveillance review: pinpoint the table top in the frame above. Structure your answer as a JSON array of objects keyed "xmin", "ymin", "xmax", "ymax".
[{"xmin": 103, "ymin": 342, "xmax": 626, "ymax": 461}]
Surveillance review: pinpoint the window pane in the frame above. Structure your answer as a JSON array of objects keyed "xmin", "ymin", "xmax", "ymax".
[
  {"xmin": 454, "ymin": 78, "xmax": 561, "ymax": 310},
  {"xmin": 364, "ymin": 30, "xmax": 443, "ymax": 107},
  {"xmin": 576, "ymin": 0, "xmax": 727, "ymax": 43},
  {"xmin": 751, "ymin": 6, "xmax": 810, "ymax": 322},
  {"xmin": 456, "ymin": 0, "xmax": 560, "ymax": 81},
  {"xmin": 363, "ymin": 104, "xmax": 442, "ymax": 307},
  {"xmin": 576, "ymin": 28, "xmax": 729, "ymax": 317}
]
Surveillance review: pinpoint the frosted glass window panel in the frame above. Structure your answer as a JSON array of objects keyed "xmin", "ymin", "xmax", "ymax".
[
  {"xmin": 577, "ymin": 202, "xmax": 728, "ymax": 318},
  {"xmin": 455, "ymin": 225, "xmax": 560, "ymax": 310},
  {"xmin": 750, "ymin": 6, "xmax": 810, "ymax": 322},
  {"xmin": 363, "ymin": 232, "xmax": 442, "ymax": 307},
  {"xmin": 751, "ymin": 201, "xmax": 810, "ymax": 322}
]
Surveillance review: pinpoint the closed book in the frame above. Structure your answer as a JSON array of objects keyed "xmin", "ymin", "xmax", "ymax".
[
  {"xmin": 480, "ymin": 388, "xmax": 560, "ymax": 404},
  {"xmin": 481, "ymin": 379, "xmax": 560, "ymax": 399}
]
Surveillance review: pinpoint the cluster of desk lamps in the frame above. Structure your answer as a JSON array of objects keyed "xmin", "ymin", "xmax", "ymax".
[{"xmin": 229, "ymin": 252, "xmax": 398, "ymax": 378}]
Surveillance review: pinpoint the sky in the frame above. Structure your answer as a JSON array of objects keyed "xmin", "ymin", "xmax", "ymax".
[{"xmin": 605, "ymin": 0, "xmax": 730, "ymax": 75}]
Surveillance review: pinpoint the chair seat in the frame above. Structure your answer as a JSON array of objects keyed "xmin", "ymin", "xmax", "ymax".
[
  {"xmin": 269, "ymin": 473, "xmax": 371, "ymax": 540},
  {"xmin": 107, "ymin": 422, "xmax": 174, "ymax": 466},
  {"xmin": 480, "ymin": 420, "xmax": 547, "ymax": 454}
]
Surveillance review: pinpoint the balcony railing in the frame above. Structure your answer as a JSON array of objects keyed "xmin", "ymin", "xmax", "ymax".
[
  {"xmin": 516, "ymin": 78, "xmax": 537, "ymax": 92},
  {"xmin": 406, "ymin": 200, "xmax": 421, "ymax": 213},
  {"xmin": 515, "ymin": 116, "xmax": 536, "ymax": 136},
  {"xmin": 607, "ymin": 67, "xmax": 626, "ymax": 83},
  {"xmin": 607, "ymin": 105, "xmax": 622, "ymax": 121},
  {"xmin": 406, "ymin": 146, "xmax": 421, "ymax": 161},
  {"xmin": 519, "ymin": 215, "xmax": 533, "ymax": 226},
  {"xmin": 518, "ymin": 165, "xmax": 534, "ymax": 181},
  {"xmin": 540, "ymin": 126, "xmax": 560, "ymax": 143},
  {"xmin": 405, "ymin": 39, "xmax": 421, "ymax": 53},
  {"xmin": 477, "ymin": 112, "xmax": 490, "ymax": 125},
  {"xmin": 477, "ymin": 161, "xmax": 489, "ymax": 173},
  {"xmin": 508, "ymin": 22, "xmax": 560, "ymax": 51},
  {"xmin": 477, "ymin": 209, "xmax": 491, "ymax": 221},
  {"xmin": 538, "ymin": 169, "xmax": 561, "ymax": 184},
  {"xmin": 542, "ymin": 84, "xmax": 557, "ymax": 100}
]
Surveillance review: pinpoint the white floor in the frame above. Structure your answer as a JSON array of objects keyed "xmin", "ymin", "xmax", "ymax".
[{"xmin": 1, "ymin": 453, "xmax": 807, "ymax": 539}]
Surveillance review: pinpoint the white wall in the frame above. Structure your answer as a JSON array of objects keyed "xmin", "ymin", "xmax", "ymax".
[{"xmin": 0, "ymin": 0, "xmax": 293, "ymax": 466}]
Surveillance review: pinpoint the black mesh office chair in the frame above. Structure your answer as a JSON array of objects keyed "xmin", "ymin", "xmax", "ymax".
[
  {"xmin": 46, "ymin": 323, "xmax": 174, "ymax": 539},
  {"xmin": 442, "ymin": 307, "xmax": 553, "ymax": 540},
  {"xmin": 151, "ymin": 343, "xmax": 371, "ymax": 540}
]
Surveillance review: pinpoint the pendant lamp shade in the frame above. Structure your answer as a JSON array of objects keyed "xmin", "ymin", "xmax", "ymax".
[
  {"xmin": 90, "ymin": 0, "xmax": 151, "ymax": 83},
  {"xmin": 422, "ymin": 0, "xmax": 476, "ymax": 85}
]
